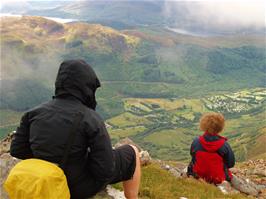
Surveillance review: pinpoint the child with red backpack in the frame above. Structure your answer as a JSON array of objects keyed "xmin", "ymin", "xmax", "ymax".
[
  {"xmin": 187, "ymin": 112, "xmax": 235, "ymax": 184},
  {"xmin": 187, "ymin": 112, "xmax": 262, "ymax": 196}
]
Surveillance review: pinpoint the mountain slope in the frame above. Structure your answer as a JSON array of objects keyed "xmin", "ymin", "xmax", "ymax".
[
  {"xmin": 1, "ymin": 16, "xmax": 265, "ymax": 114},
  {"xmin": 0, "ymin": 16, "xmax": 265, "ymax": 162},
  {"xmin": 1, "ymin": 16, "xmax": 265, "ymax": 119}
]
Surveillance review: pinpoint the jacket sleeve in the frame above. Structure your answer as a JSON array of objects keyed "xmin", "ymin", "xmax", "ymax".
[
  {"xmin": 218, "ymin": 141, "xmax": 235, "ymax": 168},
  {"xmin": 10, "ymin": 112, "xmax": 33, "ymax": 159},
  {"xmin": 85, "ymin": 112, "xmax": 115, "ymax": 182},
  {"xmin": 190, "ymin": 137, "xmax": 199, "ymax": 156},
  {"xmin": 187, "ymin": 137, "xmax": 199, "ymax": 176}
]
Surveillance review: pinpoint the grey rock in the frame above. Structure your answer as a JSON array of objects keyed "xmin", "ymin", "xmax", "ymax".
[
  {"xmin": 106, "ymin": 185, "xmax": 125, "ymax": 199},
  {"xmin": 180, "ymin": 167, "xmax": 188, "ymax": 177},
  {"xmin": 231, "ymin": 174, "xmax": 260, "ymax": 196},
  {"xmin": 161, "ymin": 164, "xmax": 170, "ymax": 170},
  {"xmin": 169, "ymin": 168, "xmax": 181, "ymax": 178},
  {"xmin": 252, "ymin": 169, "xmax": 266, "ymax": 177},
  {"xmin": 0, "ymin": 153, "xmax": 20, "ymax": 199},
  {"xmin": 139, "ymin": 150, "xmax": 152, "ymax": 166},
  {"xmin": 0, "ymin": 133, "xmax": 14, "ymax": 155},
  {"xmin": 217, "ymin": 180, "xmax": 240, "ymax": 194}
]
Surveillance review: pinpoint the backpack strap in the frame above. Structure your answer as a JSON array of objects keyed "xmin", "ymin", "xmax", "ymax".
[{"xmin": 60, "ymin": 112, "xmax": 84, "ymax": 170}]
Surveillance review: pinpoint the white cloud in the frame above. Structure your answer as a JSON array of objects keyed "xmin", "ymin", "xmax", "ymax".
[
  {"xmin": 164, "ymin": 0, "xmax": 266, "ymax": 29},
  {"xmin": 1, "ymin": 0, "xmax": 265, "ymax": 29}
]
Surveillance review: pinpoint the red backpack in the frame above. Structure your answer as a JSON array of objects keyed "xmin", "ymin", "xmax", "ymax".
[{"xmin": 192, "ymin": 135, "xmax": 232, "ymax": 184}]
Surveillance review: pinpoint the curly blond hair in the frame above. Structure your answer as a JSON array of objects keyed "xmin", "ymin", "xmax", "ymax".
[{"xmin": 199, "ymin": 112, "xmax": 225, "ymax": 134}]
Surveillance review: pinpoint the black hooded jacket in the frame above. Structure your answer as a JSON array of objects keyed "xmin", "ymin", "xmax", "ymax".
[{"xmin": 10, "ymin": 60, "xmax": 115, "ymax": 198}]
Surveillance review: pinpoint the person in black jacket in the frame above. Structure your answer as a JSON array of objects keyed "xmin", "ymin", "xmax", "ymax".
[{"xmin": 10, "ymin": 60, "xmax": 141, "ymax": 199}]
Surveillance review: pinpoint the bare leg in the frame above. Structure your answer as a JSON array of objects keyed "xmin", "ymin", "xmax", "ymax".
[{"xmin": 123, "ymin": 145, "xmax": 141, "ymax": 199}]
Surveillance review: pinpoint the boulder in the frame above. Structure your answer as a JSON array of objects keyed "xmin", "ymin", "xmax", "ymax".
[
  {"xmin": 106, "ymin": 185, "xmax": 125, "ymax": 199},
  {"xmin": 231, "ymin": 175, "xmax": 260, "ymax": 196},
  {"xmin": 0, "ymin": 153, "xmax": 20, "ymax": 199},
  {"xmin": 139, "ymin": 150, "xmax": 152, "ymax": 166},
  {"xmin": 217, "ymin": 181, "xmax": 239, "ymax": 194},
  {"xmin": 247, "ymin": 168, "xmax": 266, "ymax": 177},
  {"xmin": 169, "ymin": 168, "xmax": 181, "ymax": 178},
  {"xmin": 0, "ymin": 132, "xmax": 14, "ymax": 155},
  {"xmin": 160, "ymin": 163, "xmax": 184, "ymax": 178},
  {"xmin": 161, "ymin": 164, "xmax": 171, "ymax": 170}
]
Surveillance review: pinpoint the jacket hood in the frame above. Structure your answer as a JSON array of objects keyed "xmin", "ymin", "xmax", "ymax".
[
  {"xmin": 55, "ymin": 60, "xmax": 101, "ymax": 110},
  {"xmin": 199, "ymin": 132, "xmax": 227, "ymax": 152}
]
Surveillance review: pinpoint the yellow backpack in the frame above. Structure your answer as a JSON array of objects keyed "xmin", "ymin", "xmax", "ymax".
[
  {"xmin": 4, "ymin": 159, "xmax": 70, "ymax": 199},
  {"xmin": 4, "ymin": 112, "xmax": 84, "ymax": 199}
]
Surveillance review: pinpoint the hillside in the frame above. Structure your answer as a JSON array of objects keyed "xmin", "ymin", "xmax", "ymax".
[
  {"xmin": 1, "ymin": 16, "xmax": 265, "ymax": 114},
  {"xmin": 0, "ymin": 16, "xmax": 265, "ymax": 162},
  {"xmin": 1, "ymin": 16, "xmax": 139, "ymax": 79}
]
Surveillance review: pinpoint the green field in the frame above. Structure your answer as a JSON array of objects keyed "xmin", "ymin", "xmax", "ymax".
[
  {"xmin": 107, "ymin": 88, "xmax": 266, "ymax": 161},
  {"xmin": 1, "ymin": 88, "xmax": 265, "ymax": 161}
]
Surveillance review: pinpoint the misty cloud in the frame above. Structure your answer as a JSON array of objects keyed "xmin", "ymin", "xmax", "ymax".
[{"xmin": 163, "ymin": 0, "xmax": 266, "ymax": 32}]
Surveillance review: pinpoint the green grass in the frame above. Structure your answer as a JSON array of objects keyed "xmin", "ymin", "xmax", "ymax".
[
  {"xmin": 144, "ymin": 128, "xmax": 191, "ymax": 147},
  {"xmin": 0, "ymin": 109, "xmax": 22, "ymax": 126},
  {"xmin": 113, "ymin": 163, "xmax": 249, "ymax": 199},
  {"xmin": 248, "ymin": 128, "xmax": 266, "ymax": 159},
  {"xmin": 224, "ymin": 110, "xmax": 266, "ymax": 161},
  {"xmin": 109, "ymin": 126, "xmax": 146, "ymax": 141},
  {"xmin": 0, "ymin": 125, "xmax": 17, "ymax": 139},
  {"xmin": 0, "ymin": 109, "xmax": 22, "ymax": 139},
  {"xmin": 107, "ymin": 112, "xmax": 151, "ymax": 128}
]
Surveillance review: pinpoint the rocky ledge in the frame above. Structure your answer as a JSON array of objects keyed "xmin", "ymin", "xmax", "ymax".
[
  {"xmin": 0, "ymin": 135, "xmax": 152, "ymax": 199},
  {"xmin": 1, "ymin": 135, "xmax": 265, "ymax": 199}
]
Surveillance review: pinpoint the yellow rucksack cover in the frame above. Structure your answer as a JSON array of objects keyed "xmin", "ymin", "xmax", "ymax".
[{"xmin": 4, "ymin": 158, "xmax": 70, "ymax": 199}]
